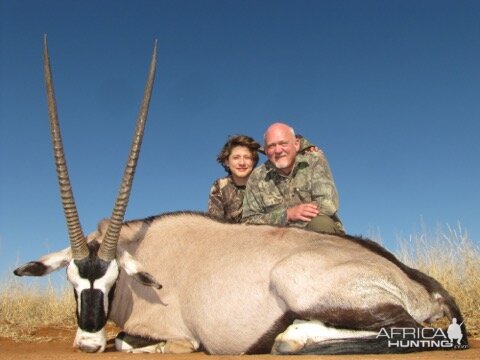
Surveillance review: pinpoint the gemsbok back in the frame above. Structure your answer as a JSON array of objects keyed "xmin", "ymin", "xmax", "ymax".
[{"xmin": 14, "ymin": 37, "xmax": 469, "ymax": 355}]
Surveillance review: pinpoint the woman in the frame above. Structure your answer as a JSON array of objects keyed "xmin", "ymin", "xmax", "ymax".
[{"xmin": 208, "ymin": 135, "xmax": 260, "ymax": 222}]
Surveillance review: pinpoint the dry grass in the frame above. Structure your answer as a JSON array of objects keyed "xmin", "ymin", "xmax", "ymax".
[
  {"xmin": 397, "ymin": 223, "xmax": 480, "ymax": 339},
  {"xmin": 1, "ymin": 223, "xmax": 478, "ymax": 342},
  {"xmin": 0, "ymin": 278, "xmax": 76, "ymax": 342}
]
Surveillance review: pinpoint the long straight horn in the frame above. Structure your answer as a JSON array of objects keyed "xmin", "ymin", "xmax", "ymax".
[
  {"xmin": 43, "ymin": 35, "xmax": 89, "ymax": 260},
  {"xmin": 98, "ymin": 41, "xmax": 158, "ymax": 261}
]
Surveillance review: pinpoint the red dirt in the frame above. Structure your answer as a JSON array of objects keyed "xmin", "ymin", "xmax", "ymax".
[{"xmin": 0, "ymin": 327, "xmax": 478, "ymax": 360}]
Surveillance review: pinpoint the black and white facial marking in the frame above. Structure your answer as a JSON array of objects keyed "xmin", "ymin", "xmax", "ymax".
[{"xmin": 67, "ymin": 241, "xmax": 119, "ymax": 353}]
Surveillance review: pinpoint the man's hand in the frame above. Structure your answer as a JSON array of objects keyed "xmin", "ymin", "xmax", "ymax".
[{"xmin": 287, "ymin": 203, "xmax": 319, "ymax": 222}]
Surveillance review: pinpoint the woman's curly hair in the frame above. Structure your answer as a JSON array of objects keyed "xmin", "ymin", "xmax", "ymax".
[{"xmin": 217, "ymin": 135, "xmax": 260, "ymax": 174}]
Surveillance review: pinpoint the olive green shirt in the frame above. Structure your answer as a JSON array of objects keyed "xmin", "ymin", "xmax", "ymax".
[{"xmin": 242, "ymin": 152, "xmax": 341, "ymax": 229}]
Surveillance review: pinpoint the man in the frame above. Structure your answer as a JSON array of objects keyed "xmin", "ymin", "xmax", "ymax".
[{"xmin": 242, "ymin": 122, "xmax": 344, "ymax": 234}]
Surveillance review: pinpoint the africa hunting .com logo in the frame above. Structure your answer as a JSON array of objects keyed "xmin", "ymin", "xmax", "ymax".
[{"xmin": 376, "ymin": 318, "xmax": 469, "ymax": 349}]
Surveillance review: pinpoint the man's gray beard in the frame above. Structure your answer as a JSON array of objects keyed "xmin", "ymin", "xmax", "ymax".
[{"xmin": 272, "ymin": 158, "xmax": 291, "ymax": 169}]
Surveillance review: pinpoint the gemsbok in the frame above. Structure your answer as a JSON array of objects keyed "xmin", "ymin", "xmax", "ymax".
[{"xmin": 14, "ymin": 37, "xmax": 469, "ymax": 355}]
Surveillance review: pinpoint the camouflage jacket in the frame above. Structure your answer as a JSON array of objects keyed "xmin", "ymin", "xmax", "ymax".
[
  {"xmin": 242, "ymin": 152, "xmax": 341, "ymax": 228},
  {"xmin": 208, "ymin": 176, "xmax": 245, "ymax": 223}
]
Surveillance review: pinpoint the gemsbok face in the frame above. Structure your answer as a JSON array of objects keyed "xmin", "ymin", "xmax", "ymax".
[{"xmin": 13, "ymin": 36, "xmax": 161, "ymax": 352}]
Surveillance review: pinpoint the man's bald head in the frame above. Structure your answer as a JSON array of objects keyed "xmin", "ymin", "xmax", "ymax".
[
  {"xmin": 264, "ymin": 123, "xmax": 296, "ymax": 143},
  {"xmin": 264, "ymin": 122, "xmax": 300, "ymax": 175}
]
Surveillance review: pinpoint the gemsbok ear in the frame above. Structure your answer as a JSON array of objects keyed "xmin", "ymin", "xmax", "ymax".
[
  {"xmin": 116, "ymin": 247, "xmax": 162, "ymax": 289},
  {"xmin": 14, "ymin": 247, "xmax": 72, "ymax": 276}
]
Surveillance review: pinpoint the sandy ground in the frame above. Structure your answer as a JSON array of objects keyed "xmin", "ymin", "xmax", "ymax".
[{"xmin": 0, "ymin": 327, "xmax": 479, "ymax": 360}]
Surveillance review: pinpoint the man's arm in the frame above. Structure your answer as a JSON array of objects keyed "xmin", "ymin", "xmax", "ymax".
[{"xmin": 309, "ymin": 153, "xmax": 339, "ymax": 216}]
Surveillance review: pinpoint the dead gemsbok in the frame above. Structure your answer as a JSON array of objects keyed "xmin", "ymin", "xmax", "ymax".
[{"xmin": 14, "ymin": 38, "xmax": 468, "ymax": 355}]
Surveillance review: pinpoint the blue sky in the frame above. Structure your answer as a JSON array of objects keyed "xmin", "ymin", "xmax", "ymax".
[{"xmin": 1, "ymin": 0, "xmax": 479, "ymax": 284}]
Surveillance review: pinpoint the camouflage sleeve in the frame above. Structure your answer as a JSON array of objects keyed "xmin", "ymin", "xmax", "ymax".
[
  {"xmin": 299, "ymin": 137, "xmax": 316, "ymax": 152},
  {"xmin": 309, "ymin": 153, "xmax": 339, "ymax": 216},
  {"xmin": 207, "ymin": 180, "xmax": 225, "ymax": 220},
  {"xmin": 241, "ymin": 171, "xmax": 288, "ymax": 226}
]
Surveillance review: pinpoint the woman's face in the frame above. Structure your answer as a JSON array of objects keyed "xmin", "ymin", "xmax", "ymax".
[{"xmin": 226, "ymin": 146, "xmax": 255, "ymax": 181}]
